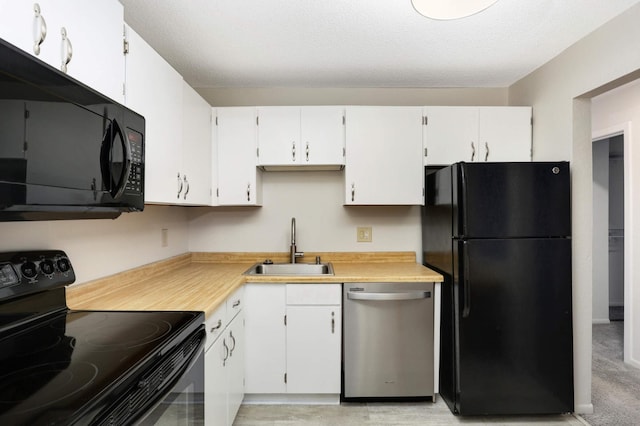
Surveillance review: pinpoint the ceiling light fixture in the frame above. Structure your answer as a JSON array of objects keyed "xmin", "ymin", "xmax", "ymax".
[{"xmin": 411, "ymin": 0, "xmax": 499, "ymax": 20}]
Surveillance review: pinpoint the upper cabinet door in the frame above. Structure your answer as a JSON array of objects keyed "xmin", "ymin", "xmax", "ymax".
[
  {"xmin": 0, "ymin": 0, "xmax": 125, "ymax": 103},
  {"xmin": 181, "ymin": 82, "xmax": 212, "ymax": 205},
  {"xmin": 423, "ymin": 106, "xmax": 479, "ymax": 165},
  {"xmin": 300, "ymin": 106, "xmax": 345, "ymax": 166},
  {"xmin": 257, "ymin": 107, "xmax": 300, "ymax": 166},
  {"xmin": 478, "ymin": 106, "xmax": 532, "ymax": 162},
  {"xmin": 216, "ymin": 107, "xmax": 261, "ymax": 206},
  {"xmin": 125, "ymin": 26, "xmax": 184, "ymax": 204},
  {"xmin": 423, "ymin": 106, "xmax": 532, "ymax": 165},
  {"xmin": 345, "ymin": 106, "xmax": 424, "ymax": 205},
  {"xmin": 257, "ymin": 106, "xmax": 345, "ymax": 167}
]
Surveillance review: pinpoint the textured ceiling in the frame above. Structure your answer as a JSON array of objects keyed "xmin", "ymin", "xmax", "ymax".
[{"xmin": 120, "ymin": 0, "xmax": 640, "ymax": 89}]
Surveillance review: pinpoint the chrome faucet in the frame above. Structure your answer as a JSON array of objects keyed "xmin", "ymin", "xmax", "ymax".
[{"xmin": 290, "ymin": 217, "xmax": 304, "ymax": 263}]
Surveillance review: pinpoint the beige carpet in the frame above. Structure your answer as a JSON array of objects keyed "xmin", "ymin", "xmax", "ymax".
[{"xmin": 582, "ymin": 322, "xmax": 640, "ymax": 425}]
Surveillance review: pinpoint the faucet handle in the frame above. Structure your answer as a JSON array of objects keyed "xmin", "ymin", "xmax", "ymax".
[
  {"xmin": 315, "ymin": 256, "xmax": 321, "ymax": 264},
  {"xmin": 263, "ymin": 259, "xmax": 273, "ymax": 264}
]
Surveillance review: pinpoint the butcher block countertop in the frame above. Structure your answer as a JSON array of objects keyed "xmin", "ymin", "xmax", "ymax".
[{"xmin": 66, "ymin": 251, "xmax": 443, "ymax": 319}]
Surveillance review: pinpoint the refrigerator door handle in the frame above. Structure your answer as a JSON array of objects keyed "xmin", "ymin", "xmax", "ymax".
[
  {"xmin": 462, "ymin": 243, "xmax": 471, "ymax": 318},
  {"xmin": 460, "ymin": 164, "xmax": 469, "ymax": 236}
]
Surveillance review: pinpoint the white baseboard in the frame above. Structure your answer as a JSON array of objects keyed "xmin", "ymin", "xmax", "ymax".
[
  {"xmin": 243, "ymin": 394, "xmax": 340, "ymax": 405},
  {"xmin": 592, "ymin": 318, "xmax": 611, "ymax": 324},
  {"xmin": 575, "ymin": 403, "xmax": 594, "ymax": 414}
]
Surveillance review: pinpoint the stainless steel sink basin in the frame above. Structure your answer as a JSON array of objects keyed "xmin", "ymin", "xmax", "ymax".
[{"xmin": 243, "ymin": 262, "xmax": 334, "ymax": 276}]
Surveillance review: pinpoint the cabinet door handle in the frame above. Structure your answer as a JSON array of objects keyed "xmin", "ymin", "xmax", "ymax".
[
  {"xmin": 60, "ymin": 27, "xmax": 73, "ymax": 73},
  {"xmin": 484, "ymin": 142, "xmax": 489, "ymax": 162},
  {"xmin": 229, "ymin": 331, "xmax": 236, "ymax": 356},
  {"xmin": 33, "ymin": 3, "xmax": 47, "ymax": 55},
  {"xmin": 470, "ymin": 142, "xmax": 476, "ymax": 161},
  {"xmin": 246, "ymin": 182, "xmax": 251, "ymax": 202},
  {"xmin": 305, "ymin": 142, "xmax": 309, "ymax": 162},
  {"xmin": 176, "ymin": 173, "xmax": 183, "ymax": 198},
  {"xmin": 331, "ymin": 311, "xmax": 335, "ymax": 334},
  {"xmin": 292, "ymin": 141, "xmax": 296, "ymax": 162},
  {"xmin": 210, "ymin": 319, "xmax": 222, "ymax": 333},
  {"xmin": 232, "ymin": 300, "xmax": 241, "ymax": 308},
  {"xmin": 351, "ymin": 183, "xmax": 355, "ymax": 202},
  {"xmin": 183, "ymin": 175, "xmax": 189, "ymax": 199},
  {"xmin": 222, "ymin": 338, "xmax": 229, "ymax": 366}
]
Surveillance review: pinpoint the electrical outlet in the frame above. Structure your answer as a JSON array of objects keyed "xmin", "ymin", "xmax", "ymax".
[
  {"xmin": 357, "ymin": 226, "xmax": 372, "ymax": 242},
  {"xmin": 161, "ymin": 228, "xmax": 169, "ymax": 247}
]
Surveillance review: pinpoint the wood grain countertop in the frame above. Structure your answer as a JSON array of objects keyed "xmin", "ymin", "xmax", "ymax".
[{"xmin": 66, "ymin": 252, "xmax": 443, "ymax": 319}]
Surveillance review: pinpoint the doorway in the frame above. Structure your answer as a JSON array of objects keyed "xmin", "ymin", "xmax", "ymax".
[{"xmin": 592, "ymin": 134, "xmax": 625, "ymax": 322}]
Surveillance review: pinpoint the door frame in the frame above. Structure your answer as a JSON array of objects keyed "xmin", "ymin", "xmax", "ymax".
[{"xmin": 592, "ymin": 122, "xmax": 635, "ymax": 367}]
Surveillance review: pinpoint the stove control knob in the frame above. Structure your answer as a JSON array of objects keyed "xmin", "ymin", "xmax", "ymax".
[
  {"xmin": 56, "ymin": 258, "xmax": 71, "ymax": 273},
  {"xmin": 21, "ymin": 261, "xmax": 38, "ymax": 279},
  {"xmin": 40, "ymin": 259, "xmax": 55, "ymax": 275}
]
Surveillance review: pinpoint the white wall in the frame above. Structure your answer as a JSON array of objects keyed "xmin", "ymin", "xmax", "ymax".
[
  {"xmin": 188, "ymin": 171, "xmax": 422, "ymax": 255},
  {"xmin": 509, "ymin": 3, "xmax": 640, "ymax": 413},
  {"xmin": 0, "ymin": 206, "xmax": 189, "ymax": 285},
  {"xmin": 198, "ymin": 87, "xmax": 508, "ymax": 107}
]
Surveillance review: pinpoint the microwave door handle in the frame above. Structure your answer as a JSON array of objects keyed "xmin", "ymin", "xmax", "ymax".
[
  {"xmin": 110, "ymin": 120, "xmax": 131, "ymax": 199},
  {"xmin": 100, "ymin": 120, "xmax": 131, "ymax": 199}
]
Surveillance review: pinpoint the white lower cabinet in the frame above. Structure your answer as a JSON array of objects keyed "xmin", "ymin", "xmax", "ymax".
[
  {"xmin": 204, "ymin": 289, "xmax": 245, "ymax": 426},
  {"xmin": 244, "ymin": 284, "xmax": 287, "ymax": 393},
  {"xmin": 244, "ymin": 283, "xmax": 342, "ymax": 399}
]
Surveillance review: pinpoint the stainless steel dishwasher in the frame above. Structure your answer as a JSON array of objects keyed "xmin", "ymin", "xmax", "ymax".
[{"xmin": 343, "ymin": 282, "xmax": 434, "ymax": 400}]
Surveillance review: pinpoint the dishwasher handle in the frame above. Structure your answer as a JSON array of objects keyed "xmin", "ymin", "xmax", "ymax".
[{"xmin": 347, "ymin": 291, "xmax": 431, "ymax": 301}]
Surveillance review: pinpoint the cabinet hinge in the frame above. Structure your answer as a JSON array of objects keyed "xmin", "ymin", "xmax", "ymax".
[
  {"xmin": 122, "ymin": 83, "xmax": 126, "ymax": 97},
  {"xmin": 422, "ymin": 116, "xmax": 428, "ymax": 126},
  {"xmin": 530, "ymin": 117, "xmax": 533, "ymax": 126},
  {"xmin": 424, "ymin": 148, "xmax": 428, "ymax": 157},
  {"xmin": 342, "ymin": 115, "xmax": 346, "ymax": 125},
  {"xmin": 215, "ymin": 116, "xmax": 218, "ymax": 126},
  {"xmin": 256, "ymin": 116, "xmax": 259, "ymax": 126},
  {"xmin": 284, "ymin": 315, "xmax": 287, "ymax": 326},
  {"xmin": 342, "ymin": 147, "xmax": 346, "ymax": 157},
  {"xmin": 284, "ymin": 373, "xmax": 287, "ymax": 384},
  {"xmin": 216, "ymin": 188, "xmax": 219, "ymax": 197},
  {"xmin": 123, "ymin": 39, "xmax": 129, "ymax": 55},
  {"xmin": 256, "ymin": 147, "xmax": 260, "ymax": 157}
]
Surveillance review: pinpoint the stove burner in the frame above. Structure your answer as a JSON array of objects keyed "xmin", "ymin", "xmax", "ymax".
[
  {"xmin": 0, "ymin": 361, "xmax": 98, "ymax": 414},
  {"xmin": 82, "ymin": 319, "xmax": 172, "ymax": 351}
]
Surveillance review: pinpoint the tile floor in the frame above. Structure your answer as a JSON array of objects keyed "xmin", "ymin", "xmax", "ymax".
[{"xmin": 233, "ymin": 398, "xmax": 588, "ymax": 425}]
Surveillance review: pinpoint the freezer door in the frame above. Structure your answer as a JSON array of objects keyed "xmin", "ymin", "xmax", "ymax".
[
  {"xmin": 453, "ymin": 162, "xmax": 571, "ymax": 238},
  {"xmin": 453, "ymin": 238, "xmax": 574, "ymax": 415}
]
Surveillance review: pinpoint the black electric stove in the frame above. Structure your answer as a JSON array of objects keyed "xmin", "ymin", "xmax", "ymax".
[{"xmin": 0, "ymin": 251, "xmax": 205, "ymax": 425}]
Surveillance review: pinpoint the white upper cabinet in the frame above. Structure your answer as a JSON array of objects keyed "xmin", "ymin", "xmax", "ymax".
[
  {"xmin": 422, "ymin": 107, "xmax": 479, "ymax": 165},
  {"xmin": 0, "ymin": 0, "xmax": 125, "ymax": 103},
  {"xmin": 124, "ymin": 26, "xmax": 184, "ymax": 204},
  {"xmin": 181, "ymin": 82, "xmax": 212, "ymax": 205},
  {"xmin": 215, "ymin": 107, "xmax": 262, "ymax": 206},
  {"xmin": 423, "ymin": 106, "xmax": 532, "ymax": 165},
  {"xmin": 345, "ymin": 106, "xmax": 424, "ymax": 205},
  {"xmin": 257, "ymin": 106, "xmax": 345, "ymax": 168},
  {"xmin": 478, "ymin": 106, "xmax": 532, "ymax": 162}
]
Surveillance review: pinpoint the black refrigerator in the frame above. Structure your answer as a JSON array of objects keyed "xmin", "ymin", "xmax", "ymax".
[{"xmin": 422, "ymin": 162, "xmax": 574, "ymax": 415}]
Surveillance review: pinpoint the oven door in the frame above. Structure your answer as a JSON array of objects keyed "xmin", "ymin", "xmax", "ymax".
[{"xmin": 138, "ymin": 347, "xmax": 205, "ymax": 425}]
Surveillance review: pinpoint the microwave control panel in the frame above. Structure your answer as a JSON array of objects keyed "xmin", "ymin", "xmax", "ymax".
[{"xmin": 125, "ymin": 129, "xmax": 144, "ymax": 195}]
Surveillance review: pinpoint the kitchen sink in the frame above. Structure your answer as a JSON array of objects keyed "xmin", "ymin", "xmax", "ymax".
[{"xmin": 243, "ymin": 262, "xmax": 334, "ymax": 276}]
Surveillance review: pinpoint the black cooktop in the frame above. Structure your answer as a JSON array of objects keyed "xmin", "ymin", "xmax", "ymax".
[{"xmin": 0, "ymin": 290, "xmax": 203, "ymax": 425}]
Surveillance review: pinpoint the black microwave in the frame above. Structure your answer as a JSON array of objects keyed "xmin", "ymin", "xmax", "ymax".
[{"xmin": 0, "ymin": 38, "xmax": 145, "ymax": 221}]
